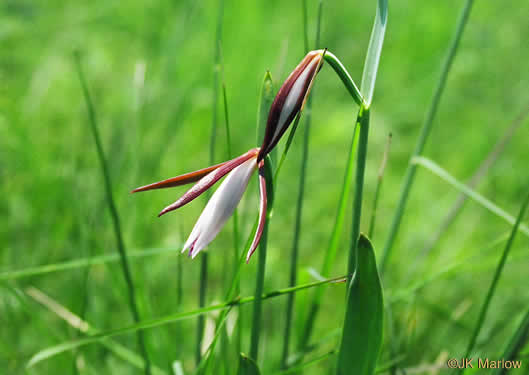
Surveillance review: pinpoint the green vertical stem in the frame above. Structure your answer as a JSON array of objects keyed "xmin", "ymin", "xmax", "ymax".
[
  {"xmin": 73, "ymin": 53, "xmax": 151, "ymax": 375},
  {"xmin": 281, "ymin": 1, "xmax": 323, "ymax": 369},
  {"xmin": 299, "ymin": 123, "xmax": 358, "ymax": 350},
  {"xmin": 249, "ymin": 160, "xmax": 274, "ymax": 361},
  {"xmin": 380, "ymin": 0, "xmax": 475, "ymax": 273},
  {"xmin": 249, "ymin": 220, "xmax": 269, "ymax": 361},
  {"xmin": 196, "ymin": 0, "xmax": 224, "ymax": 366},
  {"xmin": 458, "ymin": 187, "xmax": 529, "ymax": 374},
  {"xmin": 222, "ymin": 82, "xmax": 241, "ymax": 357},
  {"xmin": 195, "ymin": 256, "xmax": 208, "ymax": 365},
  {"xmin": 301, "ymin": 0, "xmax": 309, "ymax": 52},
  {"xmin": 280, "ymin": 97, "xmax": 311, "ymax": 370},
  {"xmin": 348, "ymin": 105, "xmax": 370, "ymax": 278}
]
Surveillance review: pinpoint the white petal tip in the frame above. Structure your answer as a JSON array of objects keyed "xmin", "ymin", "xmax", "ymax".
[{"xmin": 191, "ymin": 248, "xmax": 202, "ymax": 259}]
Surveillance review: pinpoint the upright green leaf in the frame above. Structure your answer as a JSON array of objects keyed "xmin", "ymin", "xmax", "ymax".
[
  {"xmin": 281, "ymin": 0, "xmax": 324, "ymax": 368},
  {"xmin": 249, "ymin": 157, "xmax": 274, "ymax": 361},
  {"xmin": 299, "ymin": 122, "xmax": 359, "ymax": 348},
  {"xmin": 256, "ymin": 71, "xmax": 275, "ymax": 163},
  {"xmin": 73, "ymin": 52, "xmax": 152, "ymax": 375},
  {"xmin": 238, "ymin": 353, "xmax": 261, "ymax": 375},
  {"xmin": 380, "ymin": 0, "xmax": 475, "ymax": 272},
  {"xmin": 493, "ymin": 307, "xmax": 529, "ymax": 375},
  {"xmin": 337, "ymin": 235, "xmax": 383, "ymax": 375},
  {"xmin": 360, "ymin": 0, "xmax": 388, "ymax": 106},
  {"xmin": 197, "ymin": 0, "xmax": 225, "ymax": 364},
  {"xmin": 459, "ymin": 187, "xmax": 529, "ymax": 373}
]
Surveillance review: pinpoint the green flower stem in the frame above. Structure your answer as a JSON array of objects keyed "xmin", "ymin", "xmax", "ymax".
[
  {"xmin": 380, "ymin": 0, "xmax": 475, "ymax": 273},
  {"xmin": 323, "ymin": 52, "xmax": 364, "ymax": 107},
  {"xmin": 249, "ymin": 158, "xmax": 274, "ymax": 361},
  {"xmin": 221, "ymin": 81, "xmax": 242, "ymax": 358},
  {"xmin": 281, "ymin": 0, "xmax": 323, "ymax": 369},
  {"xmin": 196, "ymin": 0, "xmax": 224, "ymax": 365},
  {"xmin": 348, "ymin": 105, "xmax": 370, "ymax": 278},
  {"xmin": 299, "ymin": 122, "xmax": 359, "ymax": 348},
  {"xmin": 280, "ymin": 109, "xmax": 309, "ymax": 369},
  {"xmin": 73, "ymin": 52, "xmax": 152, "ymax": 375}
]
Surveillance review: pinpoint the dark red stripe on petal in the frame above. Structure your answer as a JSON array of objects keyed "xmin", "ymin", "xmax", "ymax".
[
  {"xmin": 258, "ymin": 50, "xmax": 323, "ymax": 161},
  {"xmin": 246, "ymin": 162, "xmax": 268, "ymax": 263},
  {"xmin": 158, "ymin": 148, "xmax": 259, "ymax": 217},
  {"xmin": 131, "ymin": 162, "xmax": 228, "ymax": 193}
]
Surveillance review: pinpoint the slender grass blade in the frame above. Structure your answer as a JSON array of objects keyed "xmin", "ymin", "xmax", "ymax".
[
  {"xmin": 412, "ymin": 156, "xmax": 529, "ymax": 237},
  {"xmin": 459, "ymin": 187, "xmax": 529, "ymax": 373},
  {"xmin": 27, "ymin": 275, "xmax": 346, "ymax": 367},
  {"xmin": 492, "ymin": 307, "xmax": 529, "ymax": 375},
  {"xmin": 73, "ymin": 52, "xmax": 151, "ymax": 375},
  {"xmin": 238, "ymin": 353, "xmax": 261, "ymax": 375},
  {"xmin": 360, "ymin": 0, "xmax": 388, "ymax": 106},
  {"xmin": 380, "ymin": 0, "xmax": 475, "ymax": 272}
]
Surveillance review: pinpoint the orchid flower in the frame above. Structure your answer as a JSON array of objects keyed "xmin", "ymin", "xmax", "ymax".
[
  {"xmin": 258, "ymin": 49, "xmax": 324, "ymax": 161},
  {"xmin": 132, "ymin": 50, "xmax": 324, "ymax": 261},
  {"xmin": 132, "ymin": 148, "xmax": 267, "ymax": 262}
]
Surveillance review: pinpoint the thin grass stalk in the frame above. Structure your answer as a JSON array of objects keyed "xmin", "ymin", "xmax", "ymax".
[
  {"xmin": 412, "ymin": 156, "xmax": 529, "ymax": 237},
  {"xmin": 199, "ymin": 217, "xmax": 260, "ymax": 373},
  {"xmin": 274, "ymin": 113, "xmax": 303, "ymax": 180},
  {"xmin": 41, "ymin": 275, "xmax": 347, "ymax": 366},
  {"xmin": 276, "ymin": 350, "xmax": 336, "ymax": 375},
  {"xmin": 246, "ymin": 72, "xmax": 275, "ymax": 363},
  {"xmin": 280, "ymin": 0, "xmax": 323, "ymax": 369},
  {"xmin": 73, "ymin": 238, "xmax": 93, "ymax": 375},
  {"xmin": 176, "ymin": 247, "xmax": 183, "ymax": 308},
  {"xmin": 26, "ymin": 287, "xmax": 168, "ymax": 375},
  {"xmin": 418, "ymin": 102, "xmax": 529, "ymax": 257},
  {"xmin": 73, "ymin": 52, "xmax": 151, "ymax": 375},
  {"xmin": 299, "ymin": 123, "xmax": 358, "ymax": 348},
  {"xmin": 196, "ymin": 0, "xmax": 224, "ymax": 365},
  {"xmin": 280, "ymin": 117, "xmax": 308, "ymax": 369},
  {"xmin": 222, "ymin": 82, "xmax": 242, "ymax": 358},
  {"xmin": 368, "ymin": 133, "xmax": 391, "ymax": 238},
  {"xmin": 347, "ymin": 0, "xmax": 387, "ymax": 279},
  {"xmin": 0, "ymin": 247, "xmax": 179, "ymax": 281},
  {"xmin": 458, "ymin": 187, "xmax": 529, "ymax": 374},
  {"xmin": 28, "ymin": 274, "xmax": 347, "ymax": 367},
  {"xmin": 196, "ymin": 256, "xmax": 208, "ymax": 365},
  {"xmin": 493, "ymin": 307, "xmax": 529, "ymax": 375},
  {"xmin": 380, "ymin": 0, "xmax": 475, "ymax": 273},
  {"xmin": 249, "ymin": 162, "xmax": 274, "ymax": 361}
]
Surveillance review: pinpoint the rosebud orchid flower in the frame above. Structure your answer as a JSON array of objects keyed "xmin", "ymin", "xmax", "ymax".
[{"xmin": 133, "ymin": 50, "xmax": 324, "ymax": 261}]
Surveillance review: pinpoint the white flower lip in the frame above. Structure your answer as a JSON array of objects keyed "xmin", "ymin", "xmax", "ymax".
[
  {"xmin": 132, "ymin": 147, "xmax": 269, "ymax": 262},
  {"xmin": 182, "ymin": 157, "xmax": 257, "ymax": 258}
]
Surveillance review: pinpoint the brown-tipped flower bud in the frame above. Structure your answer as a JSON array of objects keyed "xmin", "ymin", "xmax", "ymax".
[{"xmin": 258, "ymin": 50, "xmax": 324, "ymax": 160}]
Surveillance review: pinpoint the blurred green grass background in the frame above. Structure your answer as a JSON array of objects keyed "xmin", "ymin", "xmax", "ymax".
[{"xmin": 2, "ymin": 0, "xmax": 529, "ymax": 373}]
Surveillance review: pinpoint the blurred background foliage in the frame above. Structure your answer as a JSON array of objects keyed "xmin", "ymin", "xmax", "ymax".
[{"xmin": 1, "ymin": 0, "xmax": 529, "ymax": 373}]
